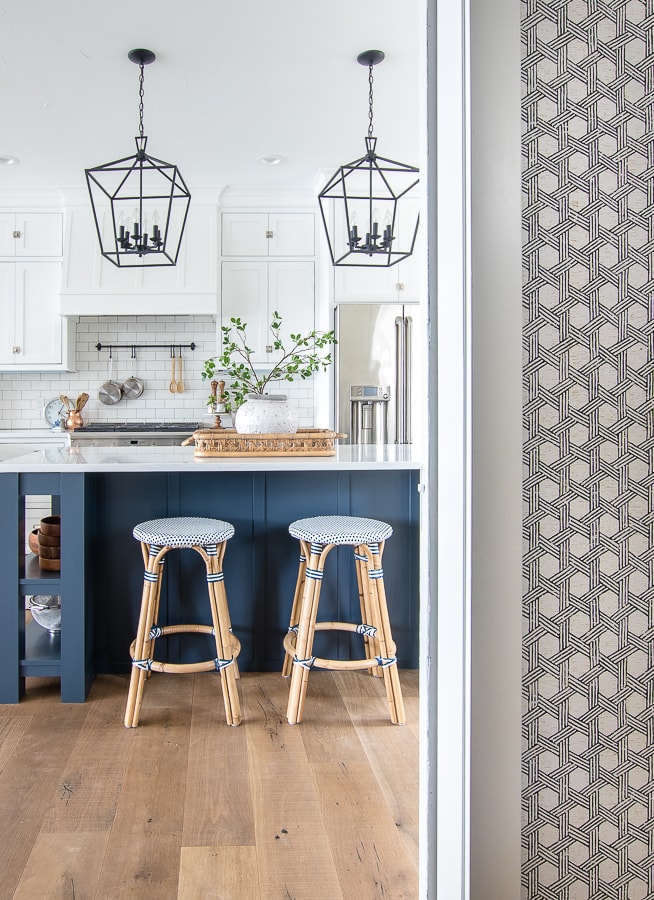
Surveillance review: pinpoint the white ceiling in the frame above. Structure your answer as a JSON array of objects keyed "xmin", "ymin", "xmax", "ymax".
[{"xmin": 0, "ymin": 1, "xmax": 423, "ymax": 197}]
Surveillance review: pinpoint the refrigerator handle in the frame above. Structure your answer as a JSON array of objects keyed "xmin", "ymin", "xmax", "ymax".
[{"xmin": 395, "ymin": 316, "xmax": 412, "ymax": 444}]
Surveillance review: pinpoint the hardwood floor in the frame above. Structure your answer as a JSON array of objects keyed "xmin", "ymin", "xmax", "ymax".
[{"xmin": 0, "ymin": 669, "xmax": 418, "ymax": 899}]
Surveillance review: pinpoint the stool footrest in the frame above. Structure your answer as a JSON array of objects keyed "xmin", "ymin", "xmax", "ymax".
[
  {"xmin": 129, "ymin": 628, "xmax": 241, "ymax": 675},
  {"xmin": 283, "ymin": 627, "xmax": 394, "ymax": 673}
]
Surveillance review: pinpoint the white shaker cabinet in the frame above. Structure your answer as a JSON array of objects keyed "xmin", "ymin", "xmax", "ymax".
[
  {"xmin": 221, "ymin": 212, "xmax": 315, "ymax": 257},
  {"xmin": 0, "ymin": 212, "xmax": 63, "ymax": 258},
  {"xmin": 0, "ymin": 262, "xmax": 75, "ymax": 370},
  {"xmin": 331, "ymin": 199, "xmax": 422, "ymax": 303},
  {"xmin": 221, "ymin": 260, "xmax": 315, "ymax": 364}
]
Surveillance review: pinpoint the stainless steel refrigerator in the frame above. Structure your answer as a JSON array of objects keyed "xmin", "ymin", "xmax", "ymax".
[{"xmin": 335, "ymin": 303, "xmax": 413, "ymax": 444}]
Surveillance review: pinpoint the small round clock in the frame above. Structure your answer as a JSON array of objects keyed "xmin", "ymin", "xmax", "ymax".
[{"xmin": 43, "ymin": 397, "xmax": 66, "ymax": 428}]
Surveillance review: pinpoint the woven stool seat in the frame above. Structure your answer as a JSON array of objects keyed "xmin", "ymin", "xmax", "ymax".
[
  {"xmin": 133, "ymin": 516, "xmax": 234, "ymax": 547},
  {"xmin": 124, "ymin": 515, "xmax": 241, "ymax": 729},
  {"xmin": 283, "ymin": 514, "xmax": 404, "ymax": 726},
  {"xmin": 288, "ymin": 515, "xmax": 393, "ymax": 545}
]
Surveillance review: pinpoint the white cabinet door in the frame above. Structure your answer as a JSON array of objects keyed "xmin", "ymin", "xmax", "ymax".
[
  {"xmin": 221, "ymin": 213, "xmax": 269, "ymax": 256},
  {"xmin": 16, "ymin": 214, "xmax": 63, "ymax": 256},
  {"xmin": 0, "ymin": 264, "xmax": 16, "ymax": 364},
  {"xmin": 268, "ymin": 213, "xmax": 315, "ymax": 256},
  {"xmin": 268, "ymin": 261, "xmax": 315, "ymax": 337},
  {"xmin": 0, "ymin": 213, "xmax": 63, "ymax": 257},
  {"xmin": 221, "ymin": 212, "xmax": 315, "ymax": 256},
  {"xmin": 14, "ymin": 262, "xmax": 66, "ymax": 365},
  {"xmin": 221, "ymin": 261, "xmax": 269, "ymax": 358},
  {"xmin": 332, "ymin": 199, "xmax": 421, "ymax": 303},
  {"xmin": 221, "ymin": 260, "xmax": 315, "ymax": 364}
]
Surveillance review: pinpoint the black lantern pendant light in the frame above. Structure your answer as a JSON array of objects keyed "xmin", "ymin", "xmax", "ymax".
[
  {"xmin": 85, "ymin": 49, "xmax": 191, "ymax": 268},
  {"xmin": 318, "ymin": 50, "xmax": 419, "ymax": 268}
]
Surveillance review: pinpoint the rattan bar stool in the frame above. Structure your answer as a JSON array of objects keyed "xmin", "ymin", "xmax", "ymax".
[
  {"xmin": 283, "ymin": 515, "xmax": 405, "ymax": 725},
  {"xmin": 124, "ymin": 516, "xmax": 241, "ymax": 728}
]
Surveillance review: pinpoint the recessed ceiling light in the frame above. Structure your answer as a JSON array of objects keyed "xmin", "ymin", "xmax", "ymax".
[
  {"xmin": 258, "ymin": 155, "xmax": 284, "ymax": 166},
  {"xmin": 0, "ymin": 156, "xmax": 19, "ymax": 166}
]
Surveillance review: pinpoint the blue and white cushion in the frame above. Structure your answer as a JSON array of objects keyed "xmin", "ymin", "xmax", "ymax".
[
  {"xmin": 133, "ymin": 516, "xmax": 235, "ymax": 547},
  {"xmin": 288, "ymin": 515, "xmax": 392, "ymax": 545}
]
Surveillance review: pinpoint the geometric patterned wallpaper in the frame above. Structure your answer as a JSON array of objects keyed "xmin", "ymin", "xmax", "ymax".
[{"xmin": 521, "ymin": 2, "xmax": 654, "ymax": 897}]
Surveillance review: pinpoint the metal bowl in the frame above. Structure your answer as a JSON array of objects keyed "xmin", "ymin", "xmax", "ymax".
[{"xmin": 29, "ymin": 595, "xmax": 61, "ymax": 633}]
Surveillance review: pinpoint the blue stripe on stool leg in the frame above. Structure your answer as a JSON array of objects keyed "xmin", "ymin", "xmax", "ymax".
[
  {"xmin": 144, "ymin": 571, "xmax": 159, "ymax": 583},
  {"xmin": 204, "ymin": 543, "xmax": 218, "ymax": 556},
  {"xmin": 214, "ymin": 657, "xmax": 235, "ymax": 670},
  {"xmin": 206, "ymin": 572, "xmax": 225, "ymax": 582},
  {"xmin": 293, "ymin": 655, "xmax": 316, "ymax": 669},
  {"xmin": 368, "ymin": 567, "xmax": 384, "ymax": 580},
  {"xmin": 357, "ymin": 623, "xmax": 377, "ymax": 637},
  {"xmin": 375, "ymin": 655, "xmax": 397, "ymax": 667},
  {"xmin": 305, "ymin": 567, "xmax": 324, "ymax": 581},
  {"xmin": 310, "ymin": 542, "xmax": 324, "ymax": 555}
]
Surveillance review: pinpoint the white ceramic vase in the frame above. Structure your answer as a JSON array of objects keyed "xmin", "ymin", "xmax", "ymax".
[{"xmin": 234, "ymin": 394, "xmax": 298, "ymax": 435}]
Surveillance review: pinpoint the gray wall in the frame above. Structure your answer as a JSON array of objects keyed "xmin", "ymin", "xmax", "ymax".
[{"xmin": 471, "ymin": 0, "xmax": 523, "ymax": 897}]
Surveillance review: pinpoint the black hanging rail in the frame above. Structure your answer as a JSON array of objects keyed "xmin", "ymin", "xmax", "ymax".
[{"xmin": 96, "ymin": 342, "xmax": 196, "ymax": 351}]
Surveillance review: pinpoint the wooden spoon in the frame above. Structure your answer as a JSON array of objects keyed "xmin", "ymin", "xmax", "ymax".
[
  {"xmin": 176, "ymin": 350, "xmax": 184, "ymax": 393},
  {"xmin": 169, "ymin": 349, "xmax": 177, "ymax": 393}
]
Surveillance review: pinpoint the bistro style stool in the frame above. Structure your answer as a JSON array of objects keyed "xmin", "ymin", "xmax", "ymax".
[
  {"xmin": 283, "ymin": 515, "xmax": 405, "ymax": 725},
  {"xmin": 124, "ymin": 516, "xmax": 241, "ymax": 728}
]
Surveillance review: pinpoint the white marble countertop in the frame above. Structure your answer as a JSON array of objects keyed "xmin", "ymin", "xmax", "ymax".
[{"xmin": 0, "ymin": 443, "xmax": 422, "ymax": 473}]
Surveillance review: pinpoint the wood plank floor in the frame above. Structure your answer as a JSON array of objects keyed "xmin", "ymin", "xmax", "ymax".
[{"xmin": 0, "ymin": 669, "xmax": 418, "ymax": 899}]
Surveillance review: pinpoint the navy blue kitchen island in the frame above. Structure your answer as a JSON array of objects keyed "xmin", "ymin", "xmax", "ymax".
[{"xmin": 0, "ymin": 444, "xmax": 421, "ymax": 702}]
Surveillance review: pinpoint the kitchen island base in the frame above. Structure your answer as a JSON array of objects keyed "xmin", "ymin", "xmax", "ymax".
[{"xmin": 0, "ymin": 456, "xmax": 420, "ymax": 703}]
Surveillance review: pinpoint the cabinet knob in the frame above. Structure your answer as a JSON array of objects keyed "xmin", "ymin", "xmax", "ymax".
[
  {"xmin": 12, "ymin": 230, "xmax": 21, "ymax": 239},
  {"xmin": 266, "ymin": 345, "xmax": 273, "ymax": 353},
  {"xmin": 12, "ymin": 346, "xmax": 20, "ymax": 354},
  {"xmin": 396, "ymin": 283, "xmax": 405, "ymax": 291},
  {"xmin": 265, "ymin": 230, "xmax": 273, "ymax": 239}
]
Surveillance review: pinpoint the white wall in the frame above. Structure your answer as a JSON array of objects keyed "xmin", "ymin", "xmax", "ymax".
[{"xmin": 0, "ymin": 315, "xmax": 319, "ymax": 429}]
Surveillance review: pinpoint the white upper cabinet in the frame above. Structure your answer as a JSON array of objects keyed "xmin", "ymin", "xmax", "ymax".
[
  {"xmin": 60, "ymin": 205, "xmax": 219, "ymax": 315},
  {"xmin": 0, "ymin": 212, "xmax": 63, "ymax": 257},
  {"xmin": 221, "ymin": 212, "xmax": 315, "ymax": 256},
  {"xmin": 221, "ymin": 260, "xmax": 315, "ymax": 364},
  {"xmin": 0, "ymin": 261, "xmax": 74, "ymax": 370},
  {"xmin": 330, "ymin": 198, "xmax": 422, "ymax": 303}
]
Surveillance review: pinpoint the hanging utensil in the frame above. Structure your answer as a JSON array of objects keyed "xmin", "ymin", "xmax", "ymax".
[
  {"xmin": 122, "ymin": 346, "xmax": 145, "ymax": 399},
  {"xmin": 169, "ymin": 346, "xmax": 177, "ymax": 393},
  {"xmin": 176, "ymin": 347, "xmax": 185, "ymax": 393},
  {"xmin": 99, "ymin": 349, "xmax": 123, "ymax": 405}
]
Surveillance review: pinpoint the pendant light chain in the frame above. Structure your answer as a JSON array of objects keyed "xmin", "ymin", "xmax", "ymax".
[
  {"xmin": 367, "ymin": 63, "xmax": 375, "ymax": 138},
  {"xmin": 138, "ymin": 63, "xmax": 145, "ymax": 139}
]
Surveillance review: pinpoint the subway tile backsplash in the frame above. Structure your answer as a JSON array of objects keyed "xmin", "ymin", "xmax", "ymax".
[{"xmin": 0, "ymin": 316, "xmax": 317, "ymax": 430}]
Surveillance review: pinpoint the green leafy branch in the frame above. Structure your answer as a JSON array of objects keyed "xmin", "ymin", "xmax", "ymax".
[{"xmin": 202, "ymin": 312, "xmax": 336, "ymax": 412}]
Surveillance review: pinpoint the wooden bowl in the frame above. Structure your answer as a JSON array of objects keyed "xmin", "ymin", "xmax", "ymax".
[
  {"xmin": 28, "ymin": 529, "xmax": 40, "ymax": 555},
  {"xmin": 37, "ymin": 545, "xmax": 60, "ymax": 559},
  {"xmin": 37, "ymin": 531, "xmax": 60, "ymax": 547},
  {"xmin": 40, "ymin": 515, "xmax": 61, "ymax": 537},
  {"xmin": 39, "ymin": 557, "xmax": 61, "ymax": 571}
]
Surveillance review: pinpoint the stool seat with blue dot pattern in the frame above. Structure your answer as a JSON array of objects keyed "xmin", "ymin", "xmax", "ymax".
[
  {"xmin": 124, "ymin": 516, "xmax": 241, "ymax": 729},
  {"xmin": 283, "ymin": 514, "xmax": 405, "ymax": 726}
]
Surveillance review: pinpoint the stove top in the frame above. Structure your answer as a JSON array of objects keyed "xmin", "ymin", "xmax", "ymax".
[{"xmin": 74, "ymin": 422, "xmax": 201, "ymax": 433}]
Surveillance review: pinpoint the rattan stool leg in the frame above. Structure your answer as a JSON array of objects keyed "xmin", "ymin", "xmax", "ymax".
[
  {"xmin": 282, "ymin": 547, "xmax": 308, "ymax": 677},
  {"xmin": 200, "ymin": 543, "xmax": 241, "ymax": 726},
  {"xmin": 286, "ymin": 541, "xmax": 330, "ymax": 725},
  {"xmin": 124, "ymin": 543, "xmax": 166, "ymax": 727},
  {"xmin": 362, "ymin": 541, "xmax": 405, "ymax": 725},
  {"xmin": 354, "ymin": 544, "xmax": 383, "ymax": 678}
]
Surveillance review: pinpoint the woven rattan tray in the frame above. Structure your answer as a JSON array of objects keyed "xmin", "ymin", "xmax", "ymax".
[{"xmin": 182, "ymin": 428, "xmax": 347, "ymax": 457}]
